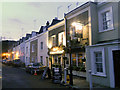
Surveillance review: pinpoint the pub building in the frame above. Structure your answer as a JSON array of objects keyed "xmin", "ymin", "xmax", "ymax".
[
  {"xmin": 64, "ymin": 5, "xmax": 89, "ymax": 77},
  {"xmin": 48, "ymin": 18, "xmax": 66, "ymax": 70}
]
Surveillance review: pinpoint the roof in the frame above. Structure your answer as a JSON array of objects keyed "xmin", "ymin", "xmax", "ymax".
[
  {"xmin": 65, "ymin": 1, "xmax": 97, "ymax": 16},
  {"xmin": 38, "ymin": 26, "xmax": 44, "ymax": 34},
  {"xmin": 48, "ymin": 18, "xmax": 64, "ymax": 28}
]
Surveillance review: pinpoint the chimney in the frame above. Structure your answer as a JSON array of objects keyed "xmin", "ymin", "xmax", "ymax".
[
  {"xmin": 46, "ymin": 21, "xmax": 49, "ymax": 26},
  {"xmin": 55, "ymin": 17, "xmax": 58, "ymax": 20}
]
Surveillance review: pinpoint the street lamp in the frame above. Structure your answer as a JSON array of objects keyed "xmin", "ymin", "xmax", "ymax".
[{"xmin": 72, "ymin": 22, "xmax": 83, "ymax": 30}]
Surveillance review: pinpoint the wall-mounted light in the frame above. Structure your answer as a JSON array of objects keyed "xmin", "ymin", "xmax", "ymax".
[
  {"xmin": 12, "ymin": 52, "xmax": 14, "ymax": 54},
  {"xmin": 71, "ymin": 22, "xmax": 83, "ymax": 30},
  {"xmin": 52, "ymin": 47, "xmax": 59, "ymax": 51}
]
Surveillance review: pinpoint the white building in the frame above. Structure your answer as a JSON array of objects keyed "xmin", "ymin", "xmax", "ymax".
[
  {"xmin": 19, "ymin": 37, "xmax": 26, "ymax": 63},
  {"xmin": 25, "ymin": 38, "xmax": 31, "ymax": 66},
  {"xmin": 37, "ymin": 28, "xmax": 49, "ymax": 66}
]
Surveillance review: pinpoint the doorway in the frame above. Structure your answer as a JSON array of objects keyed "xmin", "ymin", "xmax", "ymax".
[{"xmin": 113, "ymin": 50, "xmax": 120, "ymax": 87}]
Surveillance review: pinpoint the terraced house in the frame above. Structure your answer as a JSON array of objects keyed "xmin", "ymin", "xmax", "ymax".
[
  {"xmin": 85, "ymin": 2, "xmax": 120, "ymax": 88},
  {"xmin": 48, "ymin": 18, "xmax": 66, "ymax": 69},
  {"xmin": 30, "ymin": 31, "xmax": 38, "ymax": 63},
  {"xmin": 64, "ymin": 1, "xmax": 92, "ymax": 78},
  {"xmin": 37, "ymin": 21, "xmax": 49, "ymax": 66},
  {"xmin": 64, "ymin": 1, "xmax": 120, "ymax": 88}
]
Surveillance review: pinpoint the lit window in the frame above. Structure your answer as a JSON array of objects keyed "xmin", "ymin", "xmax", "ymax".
[
  {"xmin": 70, "ymin": 23, "xmax": 83, "ymax": 40},
  {"xmin": 72, "ymin": 54, "xmax": 76, "ymax": 66},
  {"xmin": 58, "ymin": 32, "xmax": 64, "ymax": 45},
  {"xmin": 52, "ymin": 35, "xmax": 56, "ymax": 46}
]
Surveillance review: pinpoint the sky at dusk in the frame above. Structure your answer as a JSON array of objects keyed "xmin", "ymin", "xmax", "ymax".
[{"xmin": 1, "ymin": 1, "xmax": 91, "ymax": 41}]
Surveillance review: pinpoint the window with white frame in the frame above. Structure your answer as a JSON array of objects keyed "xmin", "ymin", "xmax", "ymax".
[
  {"xmin": 98, "ymin": 7, "xmax": 114, "ymax": 32},
  {"xmin": 70, "ymin": 26, "xmax": 75, "ymax": 40},
  {"xmin": 102, "ymin": 11, "xmax": 111, "ymax": 30},
  {"xmin": 41, "ymin": 42, "xmax": 43, "ymax": 50},
  {"xmin": 32, "ymin": 44, "xmax": 35, "ymax": 52},
  {"xmin": 91, "ymin": 47, "xmax": 106, "ymax": 76},
  {"xmin": 94, "ymin": 52, "xmax": 103, "ymax": 73}
]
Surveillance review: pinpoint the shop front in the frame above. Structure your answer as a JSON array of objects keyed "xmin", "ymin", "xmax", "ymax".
[{"xmin": 48, "ymin": 46, "xmax": 65, "ymax": 70}]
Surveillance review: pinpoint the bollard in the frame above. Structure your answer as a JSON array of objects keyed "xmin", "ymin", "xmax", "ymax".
[
  {"xmin": 64, "ymin": 68, "xmax": 67, "ymax": 84},
  {"xmin": 88, "ymin": 70, "xmax": 93, "ymax": 90}
]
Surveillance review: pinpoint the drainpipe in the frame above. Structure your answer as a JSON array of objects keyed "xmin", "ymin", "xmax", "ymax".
[{"xmin": 89, "ymin": 70, "xmax": 93, "ymax": 90}]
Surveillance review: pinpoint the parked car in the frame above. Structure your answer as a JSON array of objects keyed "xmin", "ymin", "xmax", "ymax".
[
  {"xmin": 6, "ymin": 60, "xmax": 13, "ymax": 66},
  {"xmin": 25, "ymin": 63, "xmax": 46, "ymax": 75},
  {"xmin": 2, "ymin": 59, "xmax": 7, "ymax": 64},
  {"xmin": 12, "ymin": 59, "xmax": 22, "ymax": 67}
]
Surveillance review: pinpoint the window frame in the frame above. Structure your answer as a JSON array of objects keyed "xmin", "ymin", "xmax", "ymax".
[
  {"xmin": 91, "ymin": 47, "xmax": 106, "ymax": 77},
  {"xmin": 41, "ymin": 42, "xmax": 43, "ymax": 50},
  {"xmin": 58, "ymin": 32, "xmax": 64, "ymax": 45},
  {"xmin": 98, "ymin": 6, "xmax": 114, "ymax": 32},
  {"xmin": 51, "ymin": 35, "xmax": 56, "ymax": 46},
  {"xmin": 32, "ymin": 44, "xmax": 35, "ymax": 52}
]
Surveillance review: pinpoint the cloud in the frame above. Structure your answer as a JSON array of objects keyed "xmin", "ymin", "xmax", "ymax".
[
  {"xmin": 27, "ymin": 2, "xmax": 41, "ymax": 8},
  {"xmin": 9, "ymin": 18, "xmax": 24, "ymax": 24}
]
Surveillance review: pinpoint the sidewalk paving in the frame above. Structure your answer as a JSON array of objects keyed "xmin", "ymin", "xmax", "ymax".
[{"xmin": 62, "ymin": 75, "xmax": 110, "ymax": 89}]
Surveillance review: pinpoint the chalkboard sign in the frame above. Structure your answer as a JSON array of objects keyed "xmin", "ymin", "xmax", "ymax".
[{"xmin": 52, "ymin": 67, "xmax": 62, "ymax": 84}]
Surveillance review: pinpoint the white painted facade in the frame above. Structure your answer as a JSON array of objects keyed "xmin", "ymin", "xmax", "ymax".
[
  {"xmin": 37, "ymin": 31, "xmax": 49, "ymax": 66},
  {"xmin": 20, "ymin": 42, "xmax": 25, "ymax": 63},
  {"xmin": 25, "ymin": 38, "xmax": 30, "ymax": 66}
]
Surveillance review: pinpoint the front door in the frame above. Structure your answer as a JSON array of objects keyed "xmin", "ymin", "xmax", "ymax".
[{"xmin": 113, "ymin": 50, "xmax": 120, "ymax": 87}]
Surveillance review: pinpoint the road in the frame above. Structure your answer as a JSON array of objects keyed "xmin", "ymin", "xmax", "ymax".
[{"xmin": 2, "ymin": 64, "xmax": 68, "ymax": 89}]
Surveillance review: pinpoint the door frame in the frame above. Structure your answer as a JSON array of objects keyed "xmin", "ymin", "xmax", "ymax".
[{"xmin": 108, "ymin": 45, "xmax": 120, "ymax": 88}]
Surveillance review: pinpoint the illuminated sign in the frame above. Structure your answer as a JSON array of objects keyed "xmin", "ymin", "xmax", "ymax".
[{"xmin": 50, "ymin": 50, "xmax": 64, "ymax": 55}]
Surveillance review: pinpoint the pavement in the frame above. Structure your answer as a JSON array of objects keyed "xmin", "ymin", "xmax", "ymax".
[{"xmin": 61, "ymin": 73, "xmax": 111, "ymax": 89}]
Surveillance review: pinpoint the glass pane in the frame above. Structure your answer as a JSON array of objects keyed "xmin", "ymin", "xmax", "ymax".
[
  {"xmin": 72, "ymin": 54, "xmax": 76, "ymax": 57},
  {"xmin": 96, "ymin": 58, "xmax": 102, "ymax": 62},
  {"xmin": 107, "ymin": 21, "xmax": 110, "ymax": 28},
  {"xmin": 98, "ymin": 52, "xmax": 102, "ymax": 57},
  {"xmin": 96, "ymin": 63, "xmax": 103, "ymax": 72},
  {"xmin": 106, "ymin": 12, "xmax": 110, "ymax": 21}
]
